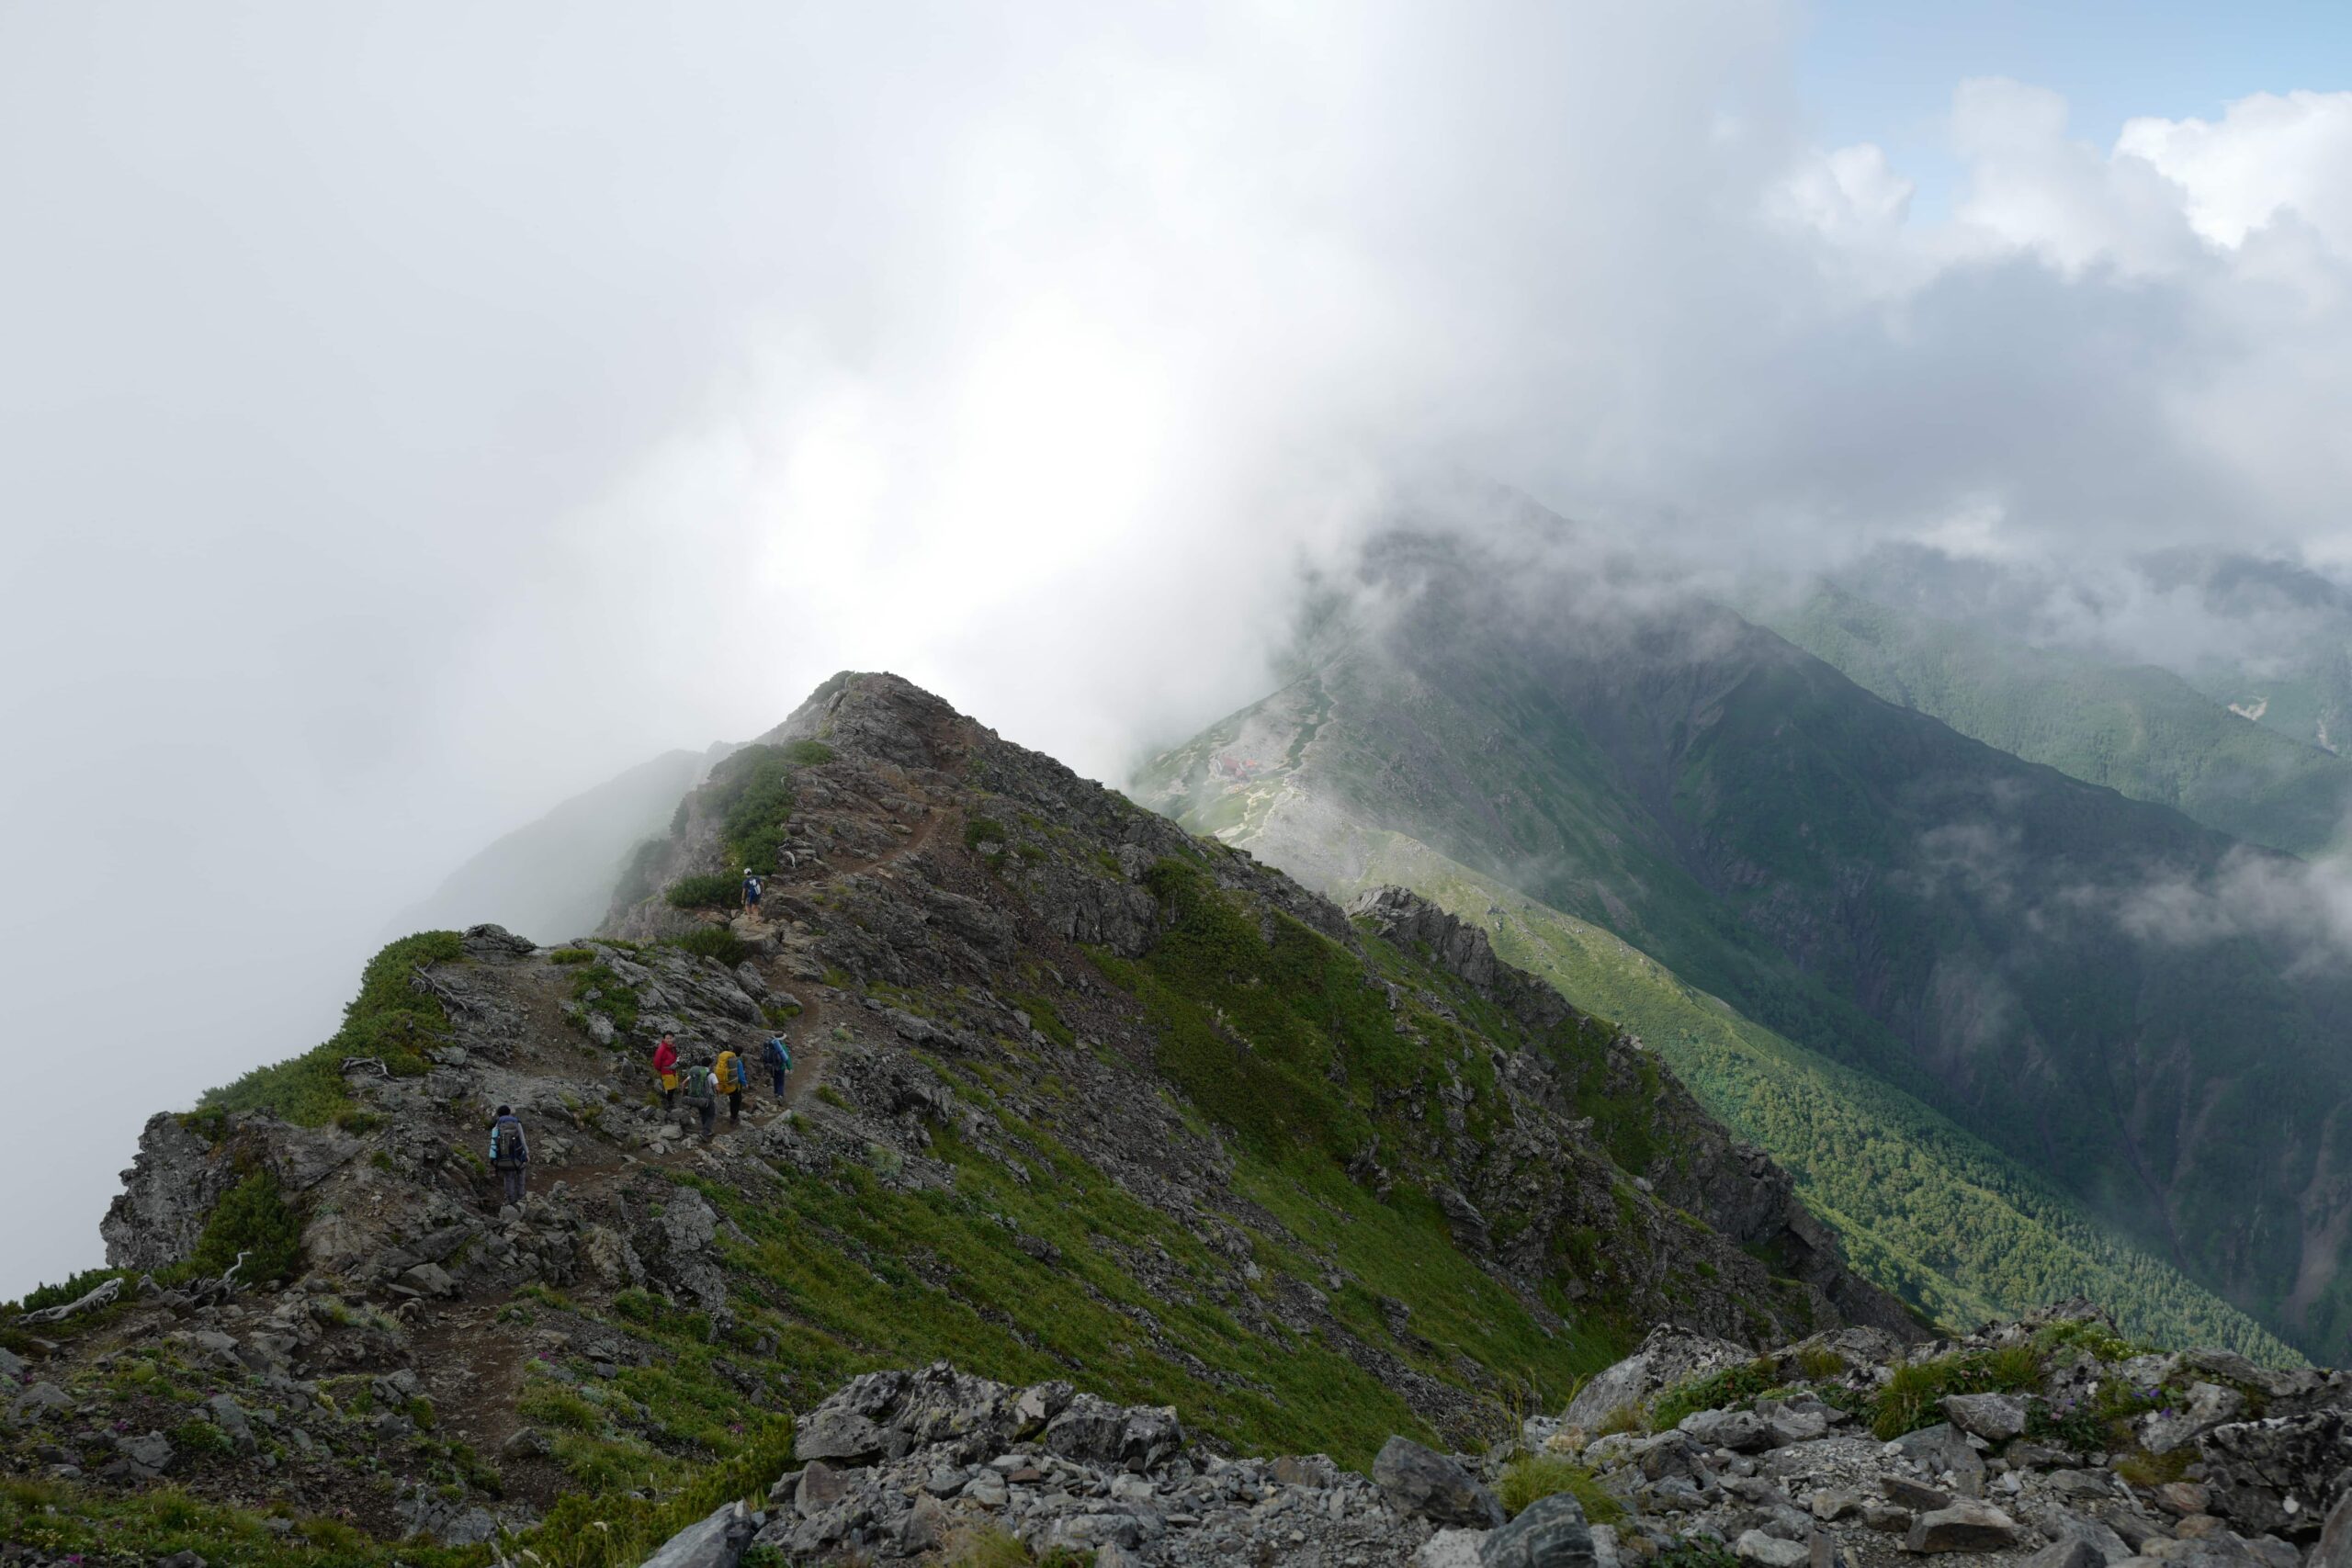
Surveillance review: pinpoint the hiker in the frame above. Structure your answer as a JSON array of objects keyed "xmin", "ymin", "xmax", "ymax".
[
  {"xmin": 488, "ymin": 1104, "xmax": 529, "ymax": 1206},
  {"xmin": 763, "ymin": 1031, "xmax": 793, "ymax": 1098},
  {"xmin": 715, "ymin": 1044, "xmax": 746, "ymax": 1124},
  {"xmin": 741, "ymin": 867, "xmax": 763, "ymax": 914},
  {"xmin": 653, "ymin": 1033, "xmax": 679, "ymax": 1110},
  {"xmin": 684, "ymin": 1058, "xmax": 718, "ymax": 1142}
]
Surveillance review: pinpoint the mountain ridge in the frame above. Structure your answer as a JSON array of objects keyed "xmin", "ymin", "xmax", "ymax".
[
  {"xmin": 2, "ymin": 671, "xmax": 1908, "ymax": 1563},
  {"xmin": 1134, "ymin": 521, "xmax": 2352, "ymax": 1360}
]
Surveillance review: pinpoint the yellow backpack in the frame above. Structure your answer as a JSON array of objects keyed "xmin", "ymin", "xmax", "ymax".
[{"xmin": 716, "ymin": 1051, "xmax": 741, "ymax": 1091}]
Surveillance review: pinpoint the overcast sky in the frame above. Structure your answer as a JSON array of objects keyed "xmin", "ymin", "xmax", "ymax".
[{"xmin": 3, "ymin": 1, "xmax": 2348, "ymax": 1297}]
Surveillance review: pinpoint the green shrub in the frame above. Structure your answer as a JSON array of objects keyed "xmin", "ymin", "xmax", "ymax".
[
  {"xmin": 1498, "ymin": 1453, "xmax": 1624, "ymax": 1522},
  {"xmin": 2027, "ymin": 1377, "xmax": 2163, "ymax": 1451},
  {"xmin": 665, "ymin": 925, "xmax": 752, "ymax": 966},
  {"xmin": 571, "ymin": 964, "xmax": 641, "ymax": 1037},
  {"xmin": 174, "ymin": 1168, "xmax": 302, "ymax": 1287},
  {"xmin": 2116, "ymin": 1447, "xmax": 2192, "ymax": 1486},
  {"xmin": 1652, "ymin": 1358, "xmax": 1778, "ymax": 1431},
  {"xmin": 709, "ymin": 745, "xmax": 803, "ymax": 873},
  {"xmin": 525, "ymin": 1415, "xmax": 795, "ymax": 1568},
  {"xmin": 516, "ymin": 1382, "xmax": 604, "ymax": 1433},
  {"xmin": 965, "ymin": 818, "xmax": 1009, "ymax": 851},
  {"xmin": 9, "ymin": 1267, "xmax": 130, "ymax": 1315},
  {"xmin": 665, "ymin": 874, "xmax": 741, "ymax": 910},
  {"xmin": 2031, "ymin": 1317, "xmax": 2141, "ymax": 1364},
  {"xmin": 549, "ymin": 947, "xmax": 596, "ymax": 964},
  {"xmin": 1795, "ymin": 1347, "xmax": 1846, "ymax": 1381},
  {"xmin": 1869, "ymin": 1346, "xmax": 2043, "ymax": 1439},
  {"xmin": 199, "ymin": 931, "xmax": 464, "ymax": 1125},
  {"xmin": 1593, "ymin": 1402, "xmax": 1643, "ymax": 1437},
  {"xmin": 783, "ymin": 739, "xmax": 835, "ymax": 766}
]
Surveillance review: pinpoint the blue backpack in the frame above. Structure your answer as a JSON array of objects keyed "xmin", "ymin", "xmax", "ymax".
[{"xmin": 766, "ymin": 1036, "xmax": 793, "ymax": 1072}]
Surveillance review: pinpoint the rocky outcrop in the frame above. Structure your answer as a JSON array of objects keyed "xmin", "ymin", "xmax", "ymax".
[
  {"xmin": 1349, "ymin": 886, "xmax": 1919, "ymax": 1342},
  {"xmin": 100, "ymin": 1112, "xmax": 235, "ymax": 1269},
  {"xmin": 635, "ymin": 1297, "xmax": 2352, "ymax": 1565}
]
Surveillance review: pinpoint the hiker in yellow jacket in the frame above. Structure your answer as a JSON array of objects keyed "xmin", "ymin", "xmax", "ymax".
[{"xmin": 714, "ymin": 1046, "xmax": 747, "ymax": 1125}]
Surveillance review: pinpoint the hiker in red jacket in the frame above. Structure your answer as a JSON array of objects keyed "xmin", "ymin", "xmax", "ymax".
[{"xmin": 652, "ymin": 1034, "xmax": 680, "ymax": 1110}]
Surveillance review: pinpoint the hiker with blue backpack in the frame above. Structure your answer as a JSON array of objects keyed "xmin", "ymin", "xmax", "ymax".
[
  {"xmin": 763, "ymin": 1032, "xmax": 793, "ymax": 1098},
  {"xmin": 488, "ymin": 1105, "xmax": 529, "ymax": 1206}
]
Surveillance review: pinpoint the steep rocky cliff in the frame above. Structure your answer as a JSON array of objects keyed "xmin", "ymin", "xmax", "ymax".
[{"xmin": 6, "ymin": 672, "xmax": 1908, "ymax": 1564}]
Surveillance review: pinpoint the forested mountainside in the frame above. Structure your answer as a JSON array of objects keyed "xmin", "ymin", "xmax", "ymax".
[
  {"xmin": 0, "ymin": 673, "xmax": 1907, "ymax": 1564},
  {"xmin": 1134, "ymin": 524, "xmax": 2352, "ymax": 1363},
  {"xmin": 1758, "ymin": 581, "xmax": 2352, "ymax": 858}
]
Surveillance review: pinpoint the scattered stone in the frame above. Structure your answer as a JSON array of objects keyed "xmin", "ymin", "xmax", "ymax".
[
  {"xmin": 1941, "ymin": 1393, "xmax": 2028, "ymax": 1443},
  {"xmin": 1415, "ymin": 1529, "xmax": 1488, "ymax": 1567},
  {"xmin": 1905, "ymin": 1499, "xmax": 2021, "ymax": 1553},
  {"xmin": 1483, "ymin": 1493, "xmax": 1598, "ymax": 1568},
  {"xmin": 2024, "ymin": 1537, "xmax": 2109, "ymax": 1568},
  {"xmin": 1374, "ymin": 1435, "xmax": 1506, "ymax": 1529},
  {"xmin": 1681, "ymin": 1409, "xmax": 1773, "ymax": 1453},
  {"xmin": 2154, "ymin": 1482, "xmax": 2212, "ymax": 1517},
  {"xmin": 1736, "ymin": 1529, "xmax": 1813, "ymax": 1567},
  {"xmin": 640, "ymin": 1500, "xmax": 757, "ymax": 1568},
  {"xmin": 1882, "ymin": 1476, "xmax": 1951, "ymax": 1512}
]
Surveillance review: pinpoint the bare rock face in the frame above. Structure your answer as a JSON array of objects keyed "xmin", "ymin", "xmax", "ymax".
[{"xmin": 101, "ymin": 1111, "xmax": 232, "ymax": 1269}]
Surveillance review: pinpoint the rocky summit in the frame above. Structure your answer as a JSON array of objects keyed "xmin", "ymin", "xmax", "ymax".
[{"xmin": 3, "ymin": 671, "xmax": 2254, "ymax": 1568}]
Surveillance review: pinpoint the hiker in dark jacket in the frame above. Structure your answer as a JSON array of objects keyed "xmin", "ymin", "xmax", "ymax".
[
  {"xmin": 488, "ymin": 1105, "xmax": 529, "ymax": 1206},
  {"xmin": 763, "ymin": 1032, "xmax": 793, "ymax": 1098}
]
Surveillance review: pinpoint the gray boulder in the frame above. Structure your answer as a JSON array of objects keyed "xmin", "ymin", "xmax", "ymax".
[
  {"xmin": 1942, "ymin": 1393, "xmax": 2028, "ymax": 1442},
  {"xmin": 1483, "ymin": 1493, "xmax": 1598, "ymax": 1568},
  {"xmin": 1734, "ymin": 1530, "xmax": 1811, "ymax": 1567},
  {"xmin": 1894, "ymin": 1423, "xmax": 1986, "ymax": 1495},
  {"xmin": 640, "ymin": 1500, "xmax": 757, "ymax": 1568},
  {"xmin": 1375, "ymin": 1435, "xmax": 1507, "ymax": 1529},
  {"xmin": 2198, "ymin": 1410, "xmax": 2352, "ymax": 1538},
  {"xmin": 1680, "ymin": 1408, "xmax": 1773, "ymax": 1452},
  {"xmin": 1905, "ymin": 1500, "xmax": 2021, "ymax": 1552},
  {"xmin": 2024, "ymin": 1539, "xmax": 2109, "ymax": 1568},
  {"xmin": 2315, "ymin": 1492, "xmax": 2352, "ymax": 1568}
]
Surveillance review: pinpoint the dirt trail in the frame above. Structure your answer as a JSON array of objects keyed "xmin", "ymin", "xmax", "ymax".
[{"xmin": 404, "ymin": 796, "xmax": 958, "ymax": 1472}]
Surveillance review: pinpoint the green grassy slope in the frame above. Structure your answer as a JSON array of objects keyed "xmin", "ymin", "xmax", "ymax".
[
  {"xmin": 1762, "ymin": 583, "xmax": 2352, "ymax": 858},
  {"xmin": 1319, "ymin": 828, "xmax": 2296, "ymax": 1363}
]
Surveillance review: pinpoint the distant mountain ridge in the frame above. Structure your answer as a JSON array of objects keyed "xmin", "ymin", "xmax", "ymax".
[
  {"xmin": 1758, "ymin": 580, "xmax": 2352, "ymax": 858},
  {"xmin": 1136, "ymin": 514, "xmax": 2352, "ymax": 1360}
]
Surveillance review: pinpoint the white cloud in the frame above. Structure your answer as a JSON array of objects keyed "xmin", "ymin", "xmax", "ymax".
[
  {"xmin": 3, "ymin": 2, "xmax": 2351, "ymax": 1293},
  {"xmin": 2120, "ymin": 91, "xmax": 2352, "ymax": 253}
]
